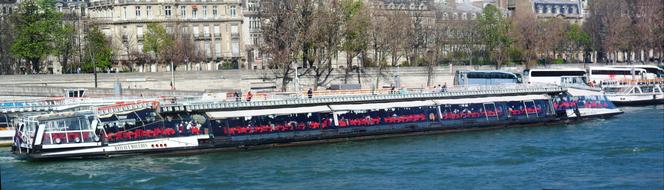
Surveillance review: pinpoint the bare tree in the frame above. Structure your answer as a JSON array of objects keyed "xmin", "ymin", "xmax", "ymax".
[
  {"xmin": 385, "ymin": 10, "xmax": 412, "ymax": 67},
  {"xmin": 113, "ymin": 30, "xmax": 140, "ymax": 71},
  {"xmin": 627, "ymin": 0, "xmax": 662, "ymax": 63},
  {"xmin": 260, "ymin": 0, "xmax": 309, "ymax": 91},
  {"xmin": 585, "ymin": 0, "xmax": 631, "ymax": 64},
  {"xmin": 509, "ymin": 6, "xmax": 538, "ymax": 67},
  {"xmin": 307, "ymin": 0, "xmax": 342, "ymax": 90}
]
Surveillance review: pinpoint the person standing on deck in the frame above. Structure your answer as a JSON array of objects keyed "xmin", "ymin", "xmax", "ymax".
[{"xmin": 234, "ymin": 91, "xmax": 241, "ymax": 102}]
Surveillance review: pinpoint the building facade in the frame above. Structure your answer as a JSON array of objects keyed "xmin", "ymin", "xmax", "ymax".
[
  {"xmin": 532, "ymin": 0, "xmax": 584, "ymax": 23},
  {"xmin": 86, "ymin": 0, "xmax": 244, "ymax": 72},
  {"xmin": 0, "ymin": 0, "xmax": 16, "ymax": 17},
  {"xmin": 241, "ymin": 0, "xmax": 262, "ymax": 70}
]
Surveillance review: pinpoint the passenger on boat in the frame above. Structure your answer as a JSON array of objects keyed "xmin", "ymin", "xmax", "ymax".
[
  {"xmin": 112, "ymin": 123, "xmax": 119, "ymax": 133},
  {"xmin": 178, "ymin": 121, "xmax": 185, "ymax": 134}
]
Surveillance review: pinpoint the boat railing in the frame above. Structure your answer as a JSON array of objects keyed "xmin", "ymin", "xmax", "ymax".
[
  {"xmin": 0, "ymin": 96, "xmax": 161, "ymax": 114},
  {"xmin": 161, "ymin": 84, "xmax": 564, "ymax": 113},
  {"xmin": 601, "ymin": 78, "xmax": 664, "ymax": 87},
  {"xmin": 559, "ymin": 83, "xmax": 602, "ymax": 92}
]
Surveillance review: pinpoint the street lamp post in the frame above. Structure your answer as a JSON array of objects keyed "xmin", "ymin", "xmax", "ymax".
[{"xmin": 170, "ymin": 60, "xmax": 175, "ymax": 90}]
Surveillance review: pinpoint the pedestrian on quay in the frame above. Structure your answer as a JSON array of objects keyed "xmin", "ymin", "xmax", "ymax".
[
  {"xmin": 234, "ymin": 91, "xmax": 241, "ymax": 102},
  {"xmin": 247, "ymin": 91, "xmax": 253, "ymax": 102},
  {"xmin": 307, "ymin": 88, "xmax": 313, "ymax": 99},
  {"xmin": 442, "ymin": 83, "xmax": 447, "ymax": 92}
]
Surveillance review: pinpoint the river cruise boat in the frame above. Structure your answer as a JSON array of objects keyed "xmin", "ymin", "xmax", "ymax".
[
  {"xmin": 11, "ymin": 85, "xmax": 622, "ymax": 160},
  {"xmin": 600, "ymin": 79, "xmax": 664, "ymax": 105},
  {"xmin": 0, "ymin": 90, "xmax": 161, "ymax": 146}
]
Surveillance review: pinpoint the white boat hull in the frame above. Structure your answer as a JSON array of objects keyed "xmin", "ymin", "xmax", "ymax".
[{"xmin": 607, "ymin": 94, "xmax": 664, "ymax": 105}]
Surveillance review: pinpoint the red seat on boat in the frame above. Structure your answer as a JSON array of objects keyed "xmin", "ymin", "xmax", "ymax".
[
  {"xmin": 191, "ymin": 127, "xmax": 200, "ymax": 135},
  {"xmin": 124, "ymin": 132, "xmax": 134, "ymax": 139},
  {"xmin": 338, "ymin": 120, "xmax": 348, "ymax": 127},
  {"xmin": 164, "ymin": 128, "xmax": 175, "ymax": 136},
  {"xmin": 310, "ymin": 122, "xmax": 320, "ymax": 129},
  {"xmin": 371, "ymin": 118, "xmax": 380, "ymax": 125},
  {"xmin": 153, "ymin": 128, "xmax": 162, "ymax": 137},
  {"xmin": 143, "ymin": 130, "xmax": 154, "ymax": 137}
]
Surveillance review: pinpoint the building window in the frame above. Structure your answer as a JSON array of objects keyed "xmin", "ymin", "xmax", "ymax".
[
  {"xmin": 193, "ymin": 26, "xmax": 199, "ymax": 37},
  {"xmin": 180, "ymin": 6, "xmax": 186, "ymax": 18},
  {"xmin": 192, "ymin": 7, "xmax": 197, "ymax": 18},
  {"xmin": 230, "ymin": 5, "xmax": 236, "ymax": 17},
  {"xmin": 205, "ymin": 41, "xmax": 211, "ymax": 58},
  {"xmin": 537, "ymin": 5, "xmax": 543, "ymax": 14},
  {"xmin": 231, "ymin": 24, "xmax": 238, "ymax": 35},
  {"xmin": 135, "ymin": 6, "xmax": 141, "ymax": 17},
  {"xmin": 202, "ymin": 6, "xmax": 207, "ymax": 18},
  {"xmin": 147, "ymin": 6, "xmax": 152, "ymax": 18},
  {"xmin": 123, "ymin": 6, "xmax": 128, "ymax": 20},
  {"xmin": 248, "ymin": 0, "xmax": 258, "ymax": 12},
  {"xmin": 137, "ymin": 26, "xmax": 144, "ymax": 40},
  {"xmin": 215, "ymin": 41, "xmax": 221, "ymax": 58},
  {"xmin": 165, "ymin": 6, "xmax": 171, "ymax": 17},
  {"xmin": 212, "ymin": 6, "xmax": 218, "ymax": 17},
  {"xmin": 213, "ymin": 25, "xmax": 220, "ymax": 37}
]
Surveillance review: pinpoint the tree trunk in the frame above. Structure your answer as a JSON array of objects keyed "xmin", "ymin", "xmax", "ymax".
[
  {"xmin": 344, "ymin": 52, "xmax": 352, "ymax": 84},
  {"xmin": 356, "ymin": 52, "xmax": 363, "ymax": 85},
  {"xmin": 427, "ymin": 51, "xmax": 436, "ymax": 87},
  {"xmin": 375, "ymin": 64, "xmax": 382, "ymax": 92}
]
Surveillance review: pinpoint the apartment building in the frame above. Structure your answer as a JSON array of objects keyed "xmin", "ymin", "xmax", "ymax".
[{"xmin": 87, "ymin": 0, "xmax": 244, "ymax": 71}]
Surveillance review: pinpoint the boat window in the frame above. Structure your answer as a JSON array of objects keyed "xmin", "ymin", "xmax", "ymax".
[{"xmin": 66, "ymin": 118, "xmax": 81, "ymax": 131}]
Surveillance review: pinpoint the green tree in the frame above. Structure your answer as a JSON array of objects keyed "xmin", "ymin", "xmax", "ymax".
[
  {"xmin": 54, "ymin": 23, "xmax": 78, "ymax": 73},
  {"xmin": 83, "ymin": 27, "xmax": 112, "ymax": 72},
  {"xmin": 0, "ymin": 13, "xmax": 17, "ymax": 74},
  {"xmin": 143, "ymin": 23, "xmax": 173, "ymax": 65},
  {"xmin": 476, "ymin": 4, "xmax": 512, "ymax": 68},
  {"xmin": 340, "ymin": 0, "xmax": 370, "ymax": 84},
  {"xmin": 565, "ymin": 24, "xmax": 590, "ymax": 63},
  {"xmin": 10, "ymin": 0, "xmax": 64, "ymax": 73}
]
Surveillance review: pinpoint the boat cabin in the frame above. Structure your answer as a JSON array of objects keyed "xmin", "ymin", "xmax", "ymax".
[{"xmin": 15, "ymin": 111, "xmax": 100, "ymax": 151}]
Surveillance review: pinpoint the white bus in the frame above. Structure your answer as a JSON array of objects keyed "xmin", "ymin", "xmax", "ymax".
[
  {"xmin": 454, "ymin": 70, "xmax": 522, "ymax": 86},
  {"xmin": 523, "ymin": 68, "xmax": 587, "ymax": 85},
  {"xmin": 610, "ymin": 65, "xmax": 663, "ymax": 78},
  {"xmin": 587, "ymin": 67, "xmax": 650, "ymax": 82}
]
